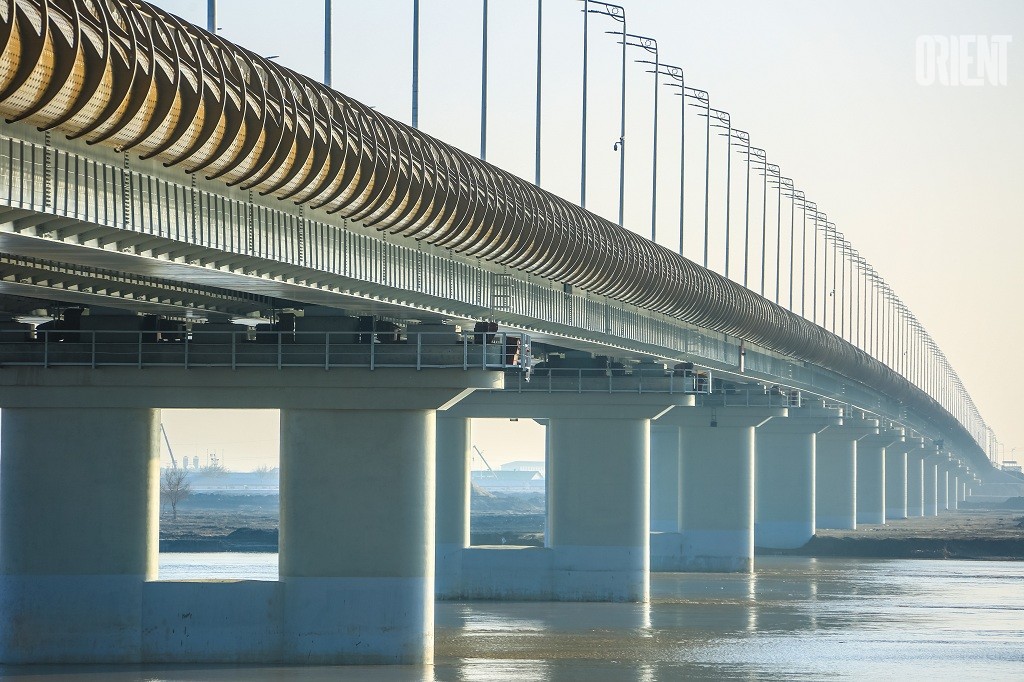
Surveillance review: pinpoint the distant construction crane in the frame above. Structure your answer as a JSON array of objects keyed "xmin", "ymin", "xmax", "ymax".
[
  {"xmin": 160, "ymin": 423, "xmax": 178, "ymax": 470},
  {"xmin": 472, "ymin": 446, "xmax": 497, "ymax": 478}
]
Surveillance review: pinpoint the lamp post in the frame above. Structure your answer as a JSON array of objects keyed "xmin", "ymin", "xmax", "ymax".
[
  {"xmin": 708, "ymin": 109, "xmax": 732, "ymax": 278},
  {"xmin": 685, "ymin": 88, "xmax": 711, "ymax": 263},
  {"xmin": 481, "ymin": 0, "xmax": 489, "ymax": 160},
  {"xmin": 625, "ymin": 34, "xmax": 661, "ymax": 243},
  {"xmin": 768, "ymin": 172, "xmax": 790, "ymax": 306},
  {"xmin": 325, "ymin": 0, "xmax": 332, "ymax": 87},
  {"xmin": 747, "ymin": 147, "xmax": 770, "ymax": 296},
  {"xmin": 810, "ymin": 208, "xmax": 825, "ymax": 325},
  {"xmin": 207, "ymin": 0, "xmax": 216, "ymax": 33},
  {"xmin": 582, "ymin": 1, "xmax": 627, "ymax": 223},
  {"xmin": 662, "ymin": 70, "xmax": 695, "ymax": 256},
  {"xmin": 535, "ymin": 0, "xmax": 543, "ymax": 186},
  {"xmin": 412, "ymin": 0, "xmax": 420, "ymax": 128}
]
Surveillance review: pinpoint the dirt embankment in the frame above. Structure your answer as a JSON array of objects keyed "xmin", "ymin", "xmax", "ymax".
[{"xmin": 760, "ymin": 506, "xmax": 1024, "ymax": 560}]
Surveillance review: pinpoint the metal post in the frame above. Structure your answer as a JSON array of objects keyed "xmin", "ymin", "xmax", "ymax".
[
  {"xmin": 412, "ymin": 0, "xmax": 420, "ymax": 128},
  {"xmin": 535, "ymin": 0, "xmax": 543, "ymax": 186},
  {"xmin": 207, "ymin": 0, "xmax": 216, "ymax": 33},
  {"xmin": 724, "ymin": 114, "xmax": 732, "ymax": 278},
  {"xmin": 774, "ymin": 171, "xmax": 782, "ymax": 304},
  {"xmin": 480, "ymin": 0, "xmax": 489, "ymax": 161},
  {"xmin": 811, "ymin": 209, "xmax": 819, "ymax": 323},
  {"xmin": 831, "ymin": 224, "xmax": 838, "ymax": 334},
  {"xmin": 581, "ymin": 0, "xmax": 589, "ymax": 208},
  {"xmin": 702, "ymin": 100, "xmax": 711, "ymax": 268},
  {"xmin": 651, "ymin": 43, "xmax": 659, "ymax": 242},
  {"xmin": 741, "ymin": 136, "xmax": 750, "ymax": 287},
  {"xmin": 324, "ymin": 0, "xmax": 332, "ymax": 87},
  {"xmin": 678, "ymin": 79, "xmax": 686, "ymax": 256},
  {"xmin": 761, "ymin": 158, "xmax": 769, "ymax": 297},
  {"xmin": 616, "ymin": 14, "xmax": 627, "ymax": 227}
]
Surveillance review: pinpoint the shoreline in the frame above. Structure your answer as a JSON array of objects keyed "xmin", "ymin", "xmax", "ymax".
[{"xmin": 160, "ymin": 499, "xmax": 1023, "ymax": 560}]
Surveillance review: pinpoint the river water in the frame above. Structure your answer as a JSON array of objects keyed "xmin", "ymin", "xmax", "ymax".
[{"xmin": 2, "ymin": 555, "xmax": 1021, "ymax": 680}]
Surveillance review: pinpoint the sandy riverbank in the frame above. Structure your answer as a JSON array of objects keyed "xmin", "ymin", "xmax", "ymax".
[{"xmin": 759, "ymin": 509, "xmax": 1024, "ymax": 560}]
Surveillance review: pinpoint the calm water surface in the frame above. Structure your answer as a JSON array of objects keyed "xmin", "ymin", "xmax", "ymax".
[{"xmin": 2, "ymin": 554, "xmax": 1021, "ymax": 680}]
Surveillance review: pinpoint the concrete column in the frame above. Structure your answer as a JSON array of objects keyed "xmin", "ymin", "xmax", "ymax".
[
  {"xmin": 924, "ymin": 458, "xmax": 939, "ymax": 516},
  {"xmin": 856, "ymin": 429, "xmax": 903, "ymax": 525},
  {"xmin": 548, "ymin": 416, "xmax": 649, "ymax": 601},
  {"xmin": 906, "ymin": 450, "xmax": 926, "ymax": 517},
  {"xmin": 435, "ymin": 415, "xmax": 471, "ymax": 599},
  {"xmin": 0, "ymin": 407, "xmax": 159, "ymax": 663},
  {"xmin": 959, "ymin": 479, "xmax": 967, "ymax": 503},
  {"xmin": 279, "ymin": 408, "xmax": 436, "ymax": 664},
  {"xmin": 650, "ymin": 424, "xmax": 681, "ymax": 533},
  {"xmin": 660, "ymin": 406, "xmax": 785, "ymax": 572},
  {"xmin": 948, "ymin": 473, "xmax": 959, "ymax": 511},
  {"xmin": 885, "ymin": 437, "xmax": 922, "ymax": 520},
  {"xmin": 816, "ymin": 418, "xmax": 879, "ymax": 530},
  {"xmin": 939, "ymin": 466, "xmax": 950, "ymax": 511},
  {"xmin": 444, "ymin": 390, "xmax": 689, "ymax": 601},
  {"xmin": 754, "ymin": 406, "xmax": 841, "ymax": 549}
]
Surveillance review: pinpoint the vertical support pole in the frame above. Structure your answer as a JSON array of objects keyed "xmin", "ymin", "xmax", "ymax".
[
  {"xmin": 412, "ymin": 0, "xmax": 420, "ymax": 128},
  {"xmin": 324, "ymin": 0, "xmax": 332, "ymax": 87}
]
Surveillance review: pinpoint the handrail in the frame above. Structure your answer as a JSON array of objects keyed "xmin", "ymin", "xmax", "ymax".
[{"xmin": 0, "ymin": 329, "xmax": 530, "ymax": 372}]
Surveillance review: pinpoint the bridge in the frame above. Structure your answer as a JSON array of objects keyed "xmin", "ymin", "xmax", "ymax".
[{"xmin": 0, "ymin": 0, "xmax": 994, "ymax": 666}]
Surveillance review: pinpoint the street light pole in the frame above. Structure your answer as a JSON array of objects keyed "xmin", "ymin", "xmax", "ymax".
[
  {"xmin": 666, "ymin": 74, "xmax": 696, "ymax": 257},
  {"xmin": 480, "ymin": 0, "xmax": 489, "ymax": 161},
  {"xmin": 535, "ymin": 0, "xmax": 543, "ymax": 186},
  {"xmin": 625, "ymin": 35, "xmax": 661, "ymax": 242},
  {"xmin": 412, "ymin": 0, "xmax": 420, "ymax": 128},
  {"xmin": 324, "ymin": 0, "xmax": 332, "ymax": 87},
  {"xmin": 582, "ymin": 2, "xmax": 627, "ymax": 223},
  {"xmin": 207, "ymin": 0, "xmax": 216, "ymax": 33},
  {"xmin": 709, "ymin": 110, "xmax": 732, "ymax": 277}
]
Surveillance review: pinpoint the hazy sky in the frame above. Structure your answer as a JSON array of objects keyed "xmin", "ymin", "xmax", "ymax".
[{"xmin": 46, "ymin": 1, "xmax": 1024, "ymax": 468}]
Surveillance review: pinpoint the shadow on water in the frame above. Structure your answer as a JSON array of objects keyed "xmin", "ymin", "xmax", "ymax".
[{"xmin": 2, "ymin": 556, "xmax": 1022, "ymax": 681}]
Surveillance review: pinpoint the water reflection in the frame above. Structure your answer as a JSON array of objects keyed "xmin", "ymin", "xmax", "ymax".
[{"xmin": 2, "ymin": 557, "xmax": 1022, "ymax": 681}]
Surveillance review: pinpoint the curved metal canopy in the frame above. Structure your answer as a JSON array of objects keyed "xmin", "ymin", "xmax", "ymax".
[{"xmin": 0, "ymin": 0, "xmax": 970, "ymax": 445}]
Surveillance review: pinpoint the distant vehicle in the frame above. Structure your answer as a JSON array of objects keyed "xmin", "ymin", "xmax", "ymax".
[{"xmin": 1002, "ymin": 460, "xmax": 1022, "ymax": 473}]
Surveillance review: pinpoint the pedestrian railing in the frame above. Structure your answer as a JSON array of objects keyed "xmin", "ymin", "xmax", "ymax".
[{"xmin": 0, "ymin": 329, "xmax": 531, "ymax": 372}]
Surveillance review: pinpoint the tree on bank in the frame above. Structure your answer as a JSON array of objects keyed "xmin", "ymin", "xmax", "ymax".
[{"xmin": 161, "ymin": 467, "xmax": 192, "ymax": 521}]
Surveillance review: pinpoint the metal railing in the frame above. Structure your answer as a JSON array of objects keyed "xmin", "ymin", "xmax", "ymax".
[
  {"xmin": 504, "ymin": 364, "xmax": 710, "ymax": 394},
  {"xmin": 0, "ymin": 329, "xmax": 530, "ymax": 372}
]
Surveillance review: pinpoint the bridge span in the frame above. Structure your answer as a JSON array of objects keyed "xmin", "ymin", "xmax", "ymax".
[{"xmin": 0, "ymin": 0, "xmax": 993, "ymax": 666}]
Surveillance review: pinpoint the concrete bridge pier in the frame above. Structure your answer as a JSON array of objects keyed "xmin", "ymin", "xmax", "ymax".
[
  {"xmin": 856, "ymin": 428, "xmax": 904, "ymax": 525},
  {"xmin": 658, "ymin": 406, "xmax": 786, "ymax": 572},
  {"xmin": 905, "ymin": 439, "xmax": 927, "ymax": 517},
  {"xmin": 435, "ymin": 415, "xmax": 471, "ymax": 600},
  {"xmin": 924, "ymin": 451, "xmax": 941, "ymax": 516},
  {"xmin": 0, "ymin": 366, "xmax": 500, "ymax": 665},
  {"xmin": 947, "ymin": 472, "xmax": 956, "ymax": 507},
  {"xmin": 815, "ymin": 417, "xmax": 879, "ymax": 530},
  {"xmin": 938, "ymin": 459, "xmax": 952, "ymax": 511},
  {"xmin": 279, "ymin": 405, "xmax": 449, "ymax": 664},
  {"xmin": 0, "ymin": 407, "xmax": 160, "ymax": 663},
  {"xmin": 753, "ymin": 405, "xmax": 842, "ymax": 549},
  {"xmin": 886, "ymin": 436, "xmax": 923, "ymax": 520},
  {"xmin": 650, "ymin": 424, "xmax": 682, "ymax": 534},
  {"xmin": 441, "ymin": 391, "xmax": 690, "ymax": 601}
]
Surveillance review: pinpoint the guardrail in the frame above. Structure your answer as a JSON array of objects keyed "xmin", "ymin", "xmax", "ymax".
[
  {"xmin": 0, "ymin": 329, "xmax": 530, "ymax": 372},
  {"xmin": 502, "ymin": 366, "xmax": 806, "ymax": 405}
]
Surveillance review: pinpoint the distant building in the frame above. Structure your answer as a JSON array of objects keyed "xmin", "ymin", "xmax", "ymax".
[
  {"xmin": 472, "ymin": 469, "xmax": 544, "ymax": 493},
  {"xmin": 500, "ymin": 460, "xmax": 545, "ymax": 476}
]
